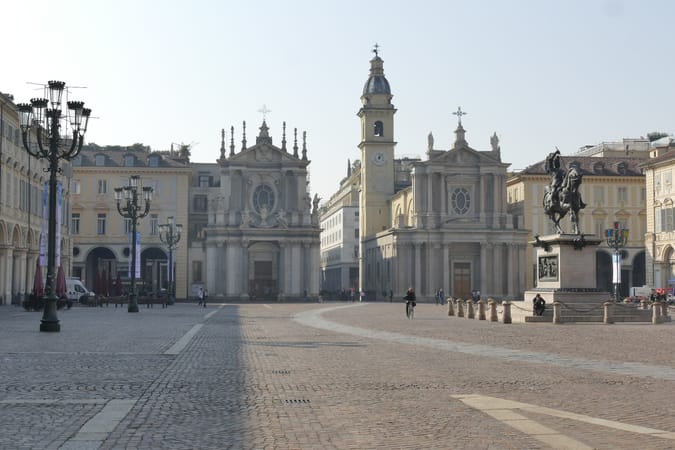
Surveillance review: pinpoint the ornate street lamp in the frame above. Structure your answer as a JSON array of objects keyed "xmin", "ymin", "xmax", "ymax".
[
  {"xmin": 114, "ymin": 176, "xmax": 153, "ymax": 312},
  {"xmin": 17, "ymin": 81, "xmax": 91, "ymax": 332},
  {"xmin": 605, "ymin": 221, "xmax": 629, "ymax": 303},
  {"xmin": 158, "ymin": 216, "xmax": 182, "ymax": 305}
]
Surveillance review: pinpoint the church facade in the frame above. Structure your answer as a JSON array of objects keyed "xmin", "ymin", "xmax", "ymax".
[
  {"xmin": 202, "ymin": 121, "xmax": 321, "ymax": 301},
  {"xmin": 358, "ymin": 52, "xmax": 529, "ymax": 301}
]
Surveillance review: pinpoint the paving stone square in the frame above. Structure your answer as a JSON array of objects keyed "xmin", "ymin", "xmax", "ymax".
[{"xmin": 0, "ymin": 302, "xmax": 674, "ymax": 449}]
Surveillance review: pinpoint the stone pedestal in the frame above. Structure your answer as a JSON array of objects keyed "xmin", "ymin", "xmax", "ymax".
[{"xmin": 525, "ymin": 234, "xmax": 610, "ymax": 321}]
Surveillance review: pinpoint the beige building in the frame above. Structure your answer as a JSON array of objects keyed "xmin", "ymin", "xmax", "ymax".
[
  {"xmin": 357, "ymin": 52, "xmax": 529, "ymax": 301},
  {"xmin": 70, "ymin": 146, "xmax": 191, "ymax": 299},
  {"xmin": 0, "ymin": 92, "xmax": 70, "ymax": 305},
  {"xmin": 507, "ymin": 155, "xmax": 647, "ymax": 294},
  {"xmin": 641, "ymin": 139, "xmax": 675, "ymax": 290}
]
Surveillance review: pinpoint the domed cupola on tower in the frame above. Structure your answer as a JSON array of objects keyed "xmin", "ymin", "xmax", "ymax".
[{"xmin": 362, "ymin": 53, "xmax": 391, "ymax": 96}]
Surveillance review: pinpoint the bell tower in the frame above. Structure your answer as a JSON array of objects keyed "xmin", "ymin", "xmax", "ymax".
[{"xmin": 358, "ymin": 46, "xmax": 397, "ymax": 240}]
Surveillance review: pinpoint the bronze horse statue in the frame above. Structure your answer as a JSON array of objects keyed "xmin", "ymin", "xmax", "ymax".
[{"xmin": 543, "ymin": 165, "xmax": 586, "ymax": 235}]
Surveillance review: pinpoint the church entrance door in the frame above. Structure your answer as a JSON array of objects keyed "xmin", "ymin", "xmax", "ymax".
[
  {"xmin": 453, "ymin": 262, "xmax": 471, "ymax": 300},
  {"xmin": 248, "ymin": 242, "xmax": 279, "ymax": 301}
]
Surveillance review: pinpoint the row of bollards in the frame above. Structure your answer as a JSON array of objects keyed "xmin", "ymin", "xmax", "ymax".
[
  {"xmin": 447, "ymin": 298, "xmax": 511, "ymax": 324},
  {"xmin": 447, "ymin": 298, "xmax": 671, "ymax": 325}
]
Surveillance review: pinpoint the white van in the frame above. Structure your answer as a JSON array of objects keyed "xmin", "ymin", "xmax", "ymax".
[{"xmin": 65, "ymin": 278, "xmax": 95, "ymax": 303}]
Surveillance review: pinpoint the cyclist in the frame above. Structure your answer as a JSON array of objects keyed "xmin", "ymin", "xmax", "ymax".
[{"xmin": 404, "ymin": 287, "xmax": 416, "ymax": 319}]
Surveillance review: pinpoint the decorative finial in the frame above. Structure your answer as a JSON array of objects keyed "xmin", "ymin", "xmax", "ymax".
[
  {"xmin": 293, "ymin": 128, "xmax": 299, "ymax": 158},
  {"xmin": 258, "ymin": 104, "xmax": 271, "ymax": 122},
  {"xmin": 373, "ymin": 43, "xmax": 380, "ymax": 57},
  {"xmin": 302, "ymin": 131, "xmax": 307, "ymax": 160},
  {"xmin": 220, "ymin": 128, "xmax": 226, "ymax": 159},
  {"xmin": 229, "ymin": 126, "xmax": 235, "ymax": 156},
  {"xmin": 453, "ymin": 106, "xmax": 467, "ymax": 126},
  {"xmin": 241, "ymin": 120, "xmax": 247, "ymax": 151},
  {"xmin": 281, "ymin": 121, "xmax": 287, "ymax": 152}
]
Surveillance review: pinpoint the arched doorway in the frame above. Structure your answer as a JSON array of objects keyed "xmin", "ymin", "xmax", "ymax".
[
  {"xmin": 85, "ymin": 247, "xmax": 117, "ymax": 295},
  {"xmin": 632, "ymin": 251, "xmax": 646, "ymax": 288},
  {"xmin": 248, "ymin": 241, "xmax": 279, "ymax": 300},
  {"xmin": 596, "ymin": 250, "xmax": 612, "ymax": 293},
  {"xmin": 141, "ymin": 247, "xmax": 168, "ymax": 296}
]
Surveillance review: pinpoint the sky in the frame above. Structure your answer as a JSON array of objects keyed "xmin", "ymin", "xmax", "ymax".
[{"xmin": 5, "ymin": 0, "xmax": 675, "ymax": 202}]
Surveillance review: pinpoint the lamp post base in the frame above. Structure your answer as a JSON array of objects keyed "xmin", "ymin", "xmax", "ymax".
[
  {"xmin": 40, "ymin": 320, "xmax": 61, "ymax": 332},
  {"xmin": 40, "ymin": 296, "xmax": 61, "ymax": 332},
  {"xmin": 128, "ymin": 294, "xmax": 139, "ymax": 313}
]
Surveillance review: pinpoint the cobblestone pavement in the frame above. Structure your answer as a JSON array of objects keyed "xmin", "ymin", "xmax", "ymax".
[{"xmin": 0, "ymin": 301, "xmax": 674, "ymax": 449}]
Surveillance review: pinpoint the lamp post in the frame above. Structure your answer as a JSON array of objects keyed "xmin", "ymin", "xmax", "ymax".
[
  {"xmin": 158, "ymin": 216, "xmax": 182, "ymax": 305},
  {"xmin": 17, "ymin": 81, "xmax": 91, "ymax": 332},
  {"xmin": 605, "ymin": 221, "xmax": 629, "ymax": 303},
  {"xmin": 114, "ymin": 176, "xmax": 153, "ymax": 313}
]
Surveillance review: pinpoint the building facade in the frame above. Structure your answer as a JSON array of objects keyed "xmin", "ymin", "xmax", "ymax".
[
  {"xmin": 70, "ymin": 146, "xmax": 191, "ymax": 298},
  {"xmin": 642, "ymin": 139, "xmax": 675, "ymax": 290},
  {"xmin": 357, "ymin": 53, "xmax": 529, "ymax": 302},
  {"xmin": 507, "ymin": 155, "xmax": 647, "ymax": 294},
  {"xmin": 201, "ymin": 121, "xmax": 321, "ymax": 301}
]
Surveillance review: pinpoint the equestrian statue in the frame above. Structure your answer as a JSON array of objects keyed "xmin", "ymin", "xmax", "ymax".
[{"xmin": 542, "ymin": 148, "xmax": 586, "ymax": 235}]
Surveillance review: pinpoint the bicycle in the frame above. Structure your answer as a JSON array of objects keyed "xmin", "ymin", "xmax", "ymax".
[{"xmin": 406, "ymin": 301, "xmax": 415, "ymax": 319}]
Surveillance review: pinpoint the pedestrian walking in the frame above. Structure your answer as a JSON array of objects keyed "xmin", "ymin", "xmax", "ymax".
[
  {"xmin": 203, "ymin": 289, "xmax": 208, "ymax": 308},
  {"xmin": 389, "ymin": 289, "xmax": 393, "ymax": 303},
  {"xmin": 198, "ymin": 287, "xmax": 204, "ymax": 306},
  {"xmin": 359, "ymin": 290, "xmax": 365, "ymax": 302}
]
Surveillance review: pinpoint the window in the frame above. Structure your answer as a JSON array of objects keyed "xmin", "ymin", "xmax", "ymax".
[
  {"xmin": 593, "ymin": 186, "xmax": 604, "ymax": 205},
  {"xmin": 373, "ymin": 121, "xmax": 384, "ymax": 137},
  {"xmin": 71, "ymin": 180, "xmax": 81, "ymax": 194},
  {"xmin": 97, "ymin": 213, "xmax": 106, "ymax": 235},
  {"xmin": 192, "ymin": 261, "xmax": 203, "ymax": 282},
  {"xmin": 149, "ymin": 155, "xmax": 160, "ymax": 167},
  {"xmin": 150, "ymin": 214, "xmax": 158, "ymax": 235},
  {"xmin": 124, "ymin": 218, "xmax": 132, "ymax": 234},
  {"xmin": 72, "ymin": 155, "xmax": 82, "ymax": 166},
  {"xmin": 124, "ymin": 155, "xmax": 135, "ymax": 167},
  {"xmin": 253, "ymin": 184, "xmax": 275, "ymax": 214},
  {"xmin": 354, "ymin": 228, "xmax": 359, "ymax": 238},
  {"xmin": 71, "ymin": 213, "xmax": 80, "ymax": 234},
  {"xmin": 98, "ymin": 179, "xmax": 107, "ymax": 194},
  {"xmin": 641, "ymin": 188, "xmax": 646, "ymax": 204},
  {"xmin": 193, "ymin": 195, "xmax": 208, "ymax": 212},
  {"xmin": 199, "ymin": 175, "xmax": 211, "ymax": 188},
  {"xmin": 95, "ymin": 154, "xmax": 105, "ymax": 166},
  {"xmin": 451, "ymin": 187, "xmax": 471, "ymax": 214},
  {"xmin": 617, "ymin": 187, "xmax": 627, "ymax": 203}
]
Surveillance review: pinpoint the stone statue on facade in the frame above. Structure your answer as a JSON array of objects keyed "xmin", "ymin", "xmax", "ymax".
[
  {"xmin": 312, "ymin": 193, "xmax": 321, "ymax": 215},
  {"xmin": 542, "ymin": 148, "xmax": 586, "ymax": 234},
  {"xmin": 276, "ymin": 209, "xmax": 288, "ymax": 228}
]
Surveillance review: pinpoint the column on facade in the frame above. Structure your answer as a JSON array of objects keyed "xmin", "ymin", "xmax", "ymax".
[
  {"xmin": 494, "ymin": 243, "xmax": 503, "ymax": 297},
  {"xmin": 4, "ymin": 248, "xmax": 14, "ymax": 304},
  {"xmin": 443, "ymin": 244, "xmax": 449, "ymax": 295},
  {"xmin": 311, "ymin": 243, "xmax": 320, "ymax": 296},
  {"xmin": 225, "ymin": 243, "xmax": 237, "ymax": 296},
  {"xmin": 430, "ymin": 244, "xmax": 440, "ymax": 296},
  {"xmin": 206, "ymin": 242, "xmax": 218, "ymax": 295},
  {"xmin": 479, "ymin": 176, "xmax": 486, "ymax": 224},
  {"xmin": 518, "ymin": 244, "xmax": 526, "ymax": 295},
  {"xmin": 291, "ymin": 242, "xmax": 301, "ymax": 296},
  {"xmin": 507, "ymin": 243, "xmax": 515, "ymax": 297},
  {"xmin": 414, "ymin": 243, "xmax": 421, "ymax": 294},
  {"xmin": 278, "ymin": 242, "xmax": 285, "ymax": 296},
  {"xmin": 480, "ymin": 242, "xmax": 488, "ymax": 297},
  {"xmin": 241, "ymin": 241, "xmax": 249, "ymax": 299},
  {"xmin": 18, "ymin": 251, "xmax": 27, "ymax": 297},
  {"xmin": 426, "ymin": 172, "xmax": 433, "ymax": 227},
  {"xmin": 441, "ymin": 176, "xmax": 447, "ymax": 216},
  {"xmin": 494, "ymin": 174, "xmax": 501, "ymax": 219}
]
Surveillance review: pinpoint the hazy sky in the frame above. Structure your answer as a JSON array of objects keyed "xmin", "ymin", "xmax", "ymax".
[{"xmin": 5, "ymin": 0, "xmax": 675, "ymax": 202}]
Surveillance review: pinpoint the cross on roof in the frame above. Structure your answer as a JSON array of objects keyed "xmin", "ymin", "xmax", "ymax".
[
  {"xmin": 258, "ymin": 104, "xmax": 271, "ymax": 121},
  {"xmin": 373, "ymin": 43, "xmax": 380, "ymax": 57},
  {"xmin": 453, "ymin": 106, "xmax": 467, "ymax": 125}
]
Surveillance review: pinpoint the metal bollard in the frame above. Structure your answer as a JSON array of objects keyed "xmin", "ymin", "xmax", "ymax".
[
  {"xmin": 447, "ymin": 298, "xmax": 455, "ymax": 316},
  {"xmin": 652, "ymin": 301, "xmax": 662, "ymax": 324},
  {"xmin": 477, "ymin": 300, "xmax": 486, "ymax": 320},
  {"xmin": 552, "ymin": 301, "xmax": 562, "ymax": 324},
  {"xmin": 603, "ymin": 301, "xmax": 614, "ymax": 324},
  {"xmin": 488, "ymin": 299, "xmax": 498, "ymax": 322},
  {"xmin": 502, "ymin": 301, "xmax": 512, "ymax": 324},
  {"xmin": 456, "ymin": 298, "xmax": 464, "ymax": 317},
  {"xmin": 466, "ymin": 300, "xmax": 475, "ymax": 319}
]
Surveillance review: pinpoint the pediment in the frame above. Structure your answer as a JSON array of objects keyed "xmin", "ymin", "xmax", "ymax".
[
  {"xmin": 432, "ymin": 146, "xmax": 501, "ymax": 167},
  {"xmin": 228, "ymin": 143, "xmax": 299, "ymax": 165}
]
